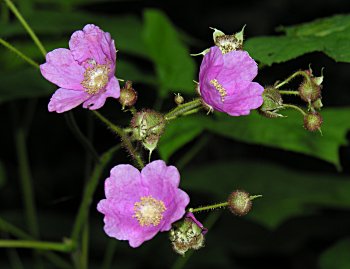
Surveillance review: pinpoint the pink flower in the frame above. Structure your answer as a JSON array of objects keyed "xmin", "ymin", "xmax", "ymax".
[
  {"xmin": 97, "ymin": 160, "xmax": 190, "ymax": 248},
  {"xmin": 198, "ymin": 46, "xmax": 264, "ymax": 116},
  {"xmin": 40, "ymin": 24, "xmax": 120, "ymax": 113}
]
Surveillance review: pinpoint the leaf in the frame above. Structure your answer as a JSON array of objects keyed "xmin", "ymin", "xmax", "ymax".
[
  {"xmin": 0, "ymin": 68, "xmax": 54, "ymax": 103},
  {"xmin": 206, "ymin": 109, "xmax": 350, "ymax": 170},
  {"xmin": 158, "ymin": 116, "xmax": 208, "ymax": 161},
  {"xmin": 183, "ymin": 160, "xmax": 350, "ymax": 228},
  {"xmin": 142, "ymin": 9, "xmax": 196, "ymax": 96},
  {"xmin": 0, "ymin": 10, "xmax": 147, "ymax": 58},
  {"xmin": 158, "ymin": 108, "xmax": 350, "ymax": 169},
  {"xmin": 245, "ymin": 14, "xmax": 350, "ymax": 65},
  {"xmin": 319, "ymin": 238, "xmax": 350, "ymax": 269}
]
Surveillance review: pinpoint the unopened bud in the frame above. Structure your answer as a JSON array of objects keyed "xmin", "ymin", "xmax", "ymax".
[
  {"xmin": 303, "ymin": 112, "xmax": 323, "ymax": 132},
  {"xmin": 227, "ymin": 190, "xmax": 261, "ymax": 216},
  {"xmin": 258, "ymin": 87, "xmax": 284, "ymax": 118},
  {"xmin": 174, "ymin": 93, "xmax": 184, "ymax": 105},
  {"xmin": 119, "ymin": 81, "xmax": 137, "ymax": 109},
  {"xmin": 169, "ymin": 212, "xmax": 207, "ymax": 255},
  {"xmin": 311, "ymin": 98, "xmax": 323, "ymax": 110}
]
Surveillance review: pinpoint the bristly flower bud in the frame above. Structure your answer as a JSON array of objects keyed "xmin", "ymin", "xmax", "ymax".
[
  {"xmin": 227, "ymin": 190, "xmax": 261, "ymax": 216},
  {"xmin": 311, "ymin": 98, "xmax": 323, "ymax": 110},
  {"xmin": 211, "ymin": 26, "xmax": 245, "ymax": 54},
  {"xmin": 303, "ymin": 112, "xmax": 323, "ymax": 132},
  {"xmin": 169, "ymin": 212, "xmax": 207, "ymax": 256},
  {"xmin": 119, "ymin": 81, "xmax": 137, "ymax": 109},
  {"xmin": 258, "ymin": 87, "xmax": 284, "ymax": 118},
  {"xmin": 131, "ymin": 109, "xmax": 166, "ymax": 158},
  {"xmin": 299, "ymin": 68, "xmax": 323, "ymax": 103},
  {"xmin": 174, "ymin": 93, "xmax": 184, "ymax": 105}
]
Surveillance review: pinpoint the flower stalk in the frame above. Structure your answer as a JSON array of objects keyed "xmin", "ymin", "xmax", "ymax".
[{"xmin": 165, "ymin": 99, "xmax": 203, "ymax": 121}]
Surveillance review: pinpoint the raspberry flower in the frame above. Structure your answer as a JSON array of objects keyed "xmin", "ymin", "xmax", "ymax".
[
  {"xmin": 198, "ymin": 46, "xmax": 264, "ymax": 116},
  {"xmin": 97, "ymin": 160, "xmax": 190, "ymax": 248},
  {"xmin": 40, "ymin": 24, "xmax": 120, "ymax": 113}
]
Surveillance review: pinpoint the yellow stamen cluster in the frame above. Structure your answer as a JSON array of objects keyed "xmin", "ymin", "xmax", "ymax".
[
  {"xmin": 133, "ymin": 195, "xmax": 166, "ymax": 227},
  {"xmin": 81, "ymin": 63, "xmax": 110, "ymax": 95},
  {"xmin": 210, "ymin": 79, "xmax": 227, "ymax": 102}
]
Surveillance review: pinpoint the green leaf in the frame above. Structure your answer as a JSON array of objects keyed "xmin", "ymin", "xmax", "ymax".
[
  {"xmin": 0, "ymin": 10, "xmax": 146, "ymax": 58},
  {"xmin": 245, "ymin": 14, "xmax": 350, "ymax": 65},
  {"xmin": 0, "ymin": 68, "xmax": 53, "ymax": 103},
  {"xmin": 158, "ymin": 108, "xmax": 350, "ymax": 168},
  {"xmin": 142, "ymin": 9, "xmax": 196, "ymax": 96},
  {"xmin": 158, "ymin": 116, "xmax": 208, "ymax": 161},
  {"xmin": 183, "ymin": 160, "xmax": 350, "ymax": 228},
  {"xmin": 206, "ymin": 109, "xmax": 350, "ymax": 169},
  {"xmin": 319, "ymin": 238, "xmax": 350, "ymax": 269}
]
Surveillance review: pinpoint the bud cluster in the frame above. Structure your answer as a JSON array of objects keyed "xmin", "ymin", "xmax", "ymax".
[{"xmin": 258, "ymin": 67, "xmax": 324, "ymax": 133}]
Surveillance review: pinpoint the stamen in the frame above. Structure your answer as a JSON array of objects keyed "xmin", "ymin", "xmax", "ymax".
[
  {"xmin": 133, "ymin": 195, "xmax": 166, "ymax": 227},
  {"xmin": 210, "ymin": 79, "xmax": 227, "ymax": 102},
  {"xmin": 215, "ymin": 35, "xmax": 240, "ymax": 54},
  {"xmin": 81, "ymin": 62, "xmax": 110, "ymax": 95}
]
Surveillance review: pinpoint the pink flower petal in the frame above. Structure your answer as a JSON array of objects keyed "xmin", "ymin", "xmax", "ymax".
[
  {"xmin": 69, "ymin": 24, "xmax": 116, "ymax": 69},
  {"xmin": 40, "ymin": 48, "xmax": 85, "ymax": 90},
  {"xmin": 48, "ymin": 88, "xmax": 90, "ymax": 113},
  {"xmin": 82, "ymin": 76, "xmax": 120, "ymax": 110}
]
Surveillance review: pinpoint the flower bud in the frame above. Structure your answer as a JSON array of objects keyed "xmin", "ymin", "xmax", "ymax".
[
  {"xmin": 311, "ymin": 98, "xmax": 323, "ymax": 110},
  {"xmin": 227, "ymin": 190, "xmax": 252, "ymax": 216},
  {"xmin": 119, "ymin": 81, "xmax": 137, "ymax": 109},
  {"xmin": 169, "ymin": 212, "xmax": 207, "ymax": 255},
  {"xmin": 299, "ymin": 68, "xmax": 323, "ymax": 103},
  {"xmin": 303, "ymin": 112, "xmax": 323, "ymax": 132},
  {"xmin": 211, "ymin": 26, "xmax": 245, "ymax": 54},
  {"xmin": 258, "ymin": 87, "xmax": 284, "ymax": 118},
  {"xmin": 174, "ymin": 93, "xmax": 184, "ymax": 105}
]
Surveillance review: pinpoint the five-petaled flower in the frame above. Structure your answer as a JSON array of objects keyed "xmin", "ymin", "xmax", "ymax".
[
  {"xmin": 40, "ymin": 24, "xmax": 120, "ymax": 113},
  {"xmin": 198, "ymin": 46, "xmax": 264, "ymax": 116},
  {"xmin": 97, "ymin": 160, "xmax": 190, "ymax": 248}
]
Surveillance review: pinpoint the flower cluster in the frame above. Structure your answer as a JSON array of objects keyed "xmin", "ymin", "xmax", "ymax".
[{"xmin": 39, "ymin": 23, "xmax": 321, "ymax": 253}]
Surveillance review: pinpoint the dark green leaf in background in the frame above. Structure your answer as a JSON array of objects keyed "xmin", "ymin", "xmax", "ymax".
[
  {"xmin": 183, "ymin": 160, "xmax": 350, "ymax": 228},
  {"xmin": 159, "ymin": 108, "xmax": 350, "ymax": 169},
  {"xmin": 245, "ymin": 14, "xmax": 350, "ymax": 65},
  {"xmin": 319, "ymin": 238, "xmax": 350, "ymax": 269},
  {"xmin": 142, "ymin": 9, "xmax": 196, "ymax": 96}
]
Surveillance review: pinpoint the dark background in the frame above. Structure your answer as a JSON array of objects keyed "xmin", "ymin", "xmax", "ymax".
[{"xmin": 1, "ymin": 0, "xmax": 350, "ymax": 268}]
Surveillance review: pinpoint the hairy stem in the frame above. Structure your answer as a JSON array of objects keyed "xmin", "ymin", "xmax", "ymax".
[
  {"xmin": 282, "ymin": 104, "xmax": 306, "ymax": 116},
  {"xmin": 4, "ymin": 0, "xmax": 47, "ymax": 56},
  {"xmin": 165, "ymin": 99, "xmax": 203, "ymax": 121},
  {"xmin": 275, "ymin": 70, "xmax": 309, "ymax": 89},
  {"xmin": 92, "ymin": 111, "xmax": 144, "ymax": 169},
  {"xmin": 189, "ymin": 202, "xmax": 228, "ymax": 213},
  {"xmin": 279, "ymin": 90, "xmax": 300, "ymax": 96}
]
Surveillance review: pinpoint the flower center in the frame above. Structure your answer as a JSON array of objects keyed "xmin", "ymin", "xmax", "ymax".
[
  {"xmin": 215, "ymin": 35, "xmax": 240, "ymax": 54},
  {"xmin": 210, "ymin": 79, "xmax": 227, "ymax": 102},
  {"xmin": 81, "ymin": 62, "xmax": 110, "ymax": 95},
  {"xmin": 133, "ymin": 195, "xmax": 166, "ymax": 227}
]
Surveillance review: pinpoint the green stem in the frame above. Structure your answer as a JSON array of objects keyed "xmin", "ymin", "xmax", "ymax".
[
  {"xmin": 92, "ymin": 111, "xmax": 144, "ymax": 169},
  {"xmin": 0, "ymin": 38, "xmax": 39, "ymax": 68},
  {"xmin": 80, "ymin": 224, "xmax": 89, "ymax": 269},
  {"xmin": 14, "ymin": 127, "xmax": 39, "ymax": 238},
  {"xmin": 279, "ymin": 90, "xmax": 300, "ymax": 96},
  {"xmin": 282, "ymin": 104, "xmax": 306, "ymax": 116},
  {"xmin": 165, "ymin": 99, "xmax": 203, "ymax": 121},
  {"xmin": 0, "ymin": 240, "xmax": 74, "ymax": 252},
  {"xmin": 71, "ymin": 146, "xmax": 120, "ymax": 243},
  {"xmin": 102, "ymin": 240, "xmax": 117, "ymax": 269},
  {"xmin": 0, "ymin": 217, "xmax": 73, "ymax": 269},
  {"xmin": 189, "ymin": 202, "xmax": 228, "ymax": 213},
  {"xmin": 65, "ymin": 112, "xmax": 100, "ymax": 163},
  {"xmin": 4, "ymin": 0, "xmax": 47, "ymax": 57},
  {"xmin": 275, "ymin": 70, "xmax": 309, "ymax": 89}
]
